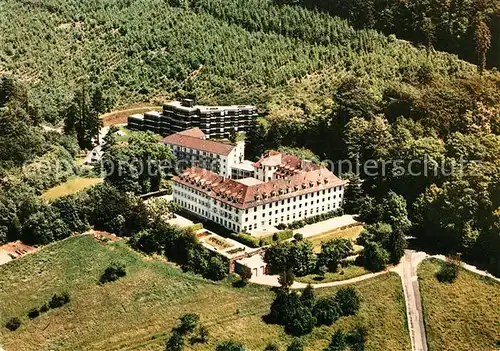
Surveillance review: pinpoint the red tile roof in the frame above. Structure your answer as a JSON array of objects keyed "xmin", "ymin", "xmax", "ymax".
[
  {"xmin": 173, "ymin": 166, "xmax": 346, "ymax": 209},
  {"xmin": 253, "ymin": 150, "xmax": 321, "ymax": 175},
  {"xmin": 177, "ymin": 127, "xmax": 206, "ymax": 139},
  {"xmin": 162, "ymin": 133, "xmax": 235, "ymax": 156}
]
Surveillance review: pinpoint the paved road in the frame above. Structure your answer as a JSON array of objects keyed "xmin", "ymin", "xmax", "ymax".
[
  {"xmin": 394, "ymin": 250, "xmax": 428, "ymax": 351},
  {"xmin": 250, "ymin": 270, "xmax": 387, "ymax": 289},
  {"xmin": 250, "ymin": 249, "xmax": 499, "ymax": 351}
]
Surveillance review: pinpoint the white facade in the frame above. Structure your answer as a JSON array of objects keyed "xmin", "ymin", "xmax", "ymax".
[
  {"xmin": 172, "ymin": 181, "xmax": 344, "ymax": 234},
  {"xmin": 166, "ymin": 141, "xmax": 243, "ymax": 178}
]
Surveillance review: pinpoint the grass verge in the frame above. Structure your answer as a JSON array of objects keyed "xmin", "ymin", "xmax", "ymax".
[
  {"xmin": 307, "ymin": 225, "xmax": 364, "ymax": 253},
  {"xmin": 418, "ymin": 258, "xmax": 500, "ymax": 351},
  {"xmin": 295, "ymin": 264, "xmax": 370, "ymax": 285}
]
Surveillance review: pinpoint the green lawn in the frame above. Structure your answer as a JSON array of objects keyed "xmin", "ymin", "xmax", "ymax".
[
  {"xmin": 307, "ymin": 225, "xmax": 364, "ymax": 253},
  {"xmin": 295, "ymin": 264, "xmax": 370, "ymax": 285},
  {"xmin": 418, "ymin": 259, "xmax": 500, "ymax": 351},
  {"xmin": 0, "ymin": 236, "xmax": 410, "ymax": 350},
  {"xmin": 41, "ymin": 177, "xmax": 103, "ymax": 200}
]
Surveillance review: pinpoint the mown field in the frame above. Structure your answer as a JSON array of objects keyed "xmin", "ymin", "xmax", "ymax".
[
  {"xmin": 295, "ymin": 264, "xmax": 370, "ymax": 285},
  {"xmin": 307, "ymin": 225, "xmax": 364, "ymax": 253},
  {"xmin": 418, "ymin": 259, "xmax": 500, "ymax": 351},
  {"xmin": 41, "ymin": 177, "xmax": 103, "ymax": 200},
  {"xmin": 0, "ymin": 235, "xmax": 410, "ymax": 350}
]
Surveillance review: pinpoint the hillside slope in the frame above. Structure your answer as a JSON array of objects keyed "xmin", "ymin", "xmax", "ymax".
[
  {"xmin": 0, "ymin": 235, "xmax": 410, "ymax": 350},
  {"xmin": 0, "ymin": 0, "xmax": 476, "ymax": 121}
]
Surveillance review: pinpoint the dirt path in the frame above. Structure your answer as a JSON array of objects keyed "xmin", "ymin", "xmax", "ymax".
[{"xmin": 100, "ymin": 105, "xmax": 162, "ymax": 126}]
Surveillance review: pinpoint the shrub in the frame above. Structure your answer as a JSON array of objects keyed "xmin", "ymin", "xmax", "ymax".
[
  {"xmin": 165, "ymin": 330, "xmax": 184, "ymax": 351},
  {"xmin": 278, "ymin": 268, "xmax": 295, "ymax": 290},
  {"xmin": 49, "ymin": 292, "xmax": 71, "ymax": 309},
  {"xmin": 285, "ymin": 306, "xmax": 316, "ymax": 336},
  {"xmin": 268, "ymin": 290, "xmax": 302, "ymax": 325},
  {"xmin": 286, "ymin": 338, "xmax": 304, "ymax": 351},
  {"xmin": 5, "ymin": 317, "xmax": 21, "ymax": 331},
  {"xmin": 436, "ymin": 261, "xmax": 459, "ymax": 283},
  {"xmin": 362, "ymin": 241, "xmax": 389, "ymax": 272},
  {"xmin": 100, "ymin": 262, "xmax": 126, "ymax": 284},
  {"xmin": 239, "ymin": 265, "xmax": 253, "ymax": 285},
  {"xmin": 230, "ymin": 232, "xmax": 260, "ymax": 248},
  {"xmin": 198, "ymin": 325, "xmax": 209, "ymax": 343},
  {"xmin": 335, "ymin": 287, "xmax": 361, "ymax": 316},
  {"xmin": 313, "ymin": 297, "xmax": 340, "ymax": 326},
  {"xmin": 188, "ymin": 223, "xmax": 203, "ymax": 231},
  {"xmin": 27, "ymin": 308, "xmax": 40, "ymax": 319},
  {"xmin": 264, "ymin": 343, "xmax": 279, "ymax": 351},
  {"xmin": 177, "ymin": 313, "xmax": 199, "ymax": 334},
  {"xmin": 325, "ymin": 330, "xmax": 348, "ymax": 351},
  {"xmin": 215, "ymin": 340, "xmax": 246, "ymax": 351},
  {"xmin": 293, "ymin": 233, "xmax": 303, "ymax": 241},
  {"xmin": 301, "ymin": 284, "xmax": 315, "ymax": 308},
  {"xmin": 40, "ymin": 303, "xmax": 49, "ymax": 313},
  {"xmin": 205, "ymin": 256, "xmax": 228, "ymax": 281}
]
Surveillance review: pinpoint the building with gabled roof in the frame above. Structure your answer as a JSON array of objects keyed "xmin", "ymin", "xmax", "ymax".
[
  {"xmin": 172, "ymin": 162, "xmax": 346, "ymax": 234},
  {"xmin": 162, "ymin": 128, "xmax": 244, "ymax": 177}
]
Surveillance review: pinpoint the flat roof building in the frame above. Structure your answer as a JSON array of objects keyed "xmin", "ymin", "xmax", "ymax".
[{"xmin": 128, "ymin": 99, "xmax": 257, "ymax": 139}]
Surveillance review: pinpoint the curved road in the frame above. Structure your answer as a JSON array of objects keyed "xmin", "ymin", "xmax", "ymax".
[{"xmin": 250, "ymin": 250, "xmax": 499, "ymax": 351}]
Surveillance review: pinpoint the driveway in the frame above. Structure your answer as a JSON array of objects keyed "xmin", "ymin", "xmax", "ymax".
[{"xmin": 293, "ymin": 215, "xmax": 359, "ymax": 238}]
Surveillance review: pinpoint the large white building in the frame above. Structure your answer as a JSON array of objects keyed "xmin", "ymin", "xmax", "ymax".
[
  {"xmin": 163, "ymin": 128, "xmax": 244, "ymax": 177},
  {"xmin": 171, "ymin": 145, "xmax": 346, "ymax": 234}
]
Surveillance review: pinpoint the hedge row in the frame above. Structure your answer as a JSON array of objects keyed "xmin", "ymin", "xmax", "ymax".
[
  {"xmin": 229, "ymin": 230, "xmax": 294, "ymax": 248},
  {"xmin": 277, "ymin": 209, "xmax": 343, "ymax": 230}
]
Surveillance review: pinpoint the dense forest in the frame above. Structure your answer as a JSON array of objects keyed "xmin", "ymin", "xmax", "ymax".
[
  {"xmin": 280, "ymin": 0, "xmax": 500, "ymax": 69},
  {"xmin": 0, "ymin": 0, "xmax": 499, "ymax": 275},
  {"xmin": 0, "ymin": 0, "xmax": 476, "ymax": 121}
]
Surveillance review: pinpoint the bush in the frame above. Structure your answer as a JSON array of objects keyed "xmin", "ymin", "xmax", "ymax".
[
  {"xmin": 205, "ymin": 256, "xmax": 228, "ymax": 281},
  {"xmin": 100, "ymin": 262, "xmax": 126, "ymax": 284},
  {"xmin": 230, "ymin": 232, "xmax": 260, "ymax": 248},
  {"xmin": 165, "ymin": 330, "xmax": 184, "ymax": 351},
  {"xmin": 188, "ymin": 223, "xmax": 203, "ymax": 232},
  {"xmin": 286, "ymin": 338, "xmax": 304, "ymax": 351},
  {"xmin": 177, "ymin": 313, "xmax": 199, "ymax": 334},
  {"xmin": 264, "ymin": 343, "xmax": 279, "ymax": 351},
  {"xmin": 313, "ymin": 297, "xmax": 340, "ymax": 326},
  {"xmin": 215, "ymin": 340, "xmax": 246, "ymax": 351},
  {"xmin": 336, "ymin": 287, "xmax": 360, "ymax": 316},
  {"xmin": 436, "ymin": 261, "xmax": 459, "ymax": 283},
  {"xmin": 239, "ymin": 266, "xmax": 253, "ymax": 285},
  {"xmin": 293, "ymin": 233, "xmax": 303, "ymax": 241},
  {"xmin": 362, "ymin": 241, "xmax": 389, "ymax": 272},
  {"xmin": 285, "ymin": 306, "xmax": 316, "ymax": 336},
  {"xmin": 27, "ymin": 308, "xmax": 40, "ymax": 319},
  {"xmin": 325, "ymin": 330, "xmax": 348, "ymax": 351},
  {"xmin": 5, "ymin": 317, "xmax": 21, "ymax": 331},
  {"xmin": 49, "ymin": 292, "xmax": 71, "ymax": 309}
]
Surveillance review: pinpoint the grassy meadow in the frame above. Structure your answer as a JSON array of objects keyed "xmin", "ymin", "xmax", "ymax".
[
  {"xmin": 418, "ymin": 259, "xmax": 500, "ymax": 351},
  {"xmin": 295, "ymin": 264, "xmax": 370, "ymax": 285},
  {"xmin": 0, "ymin": 235, "xmax": 410, "ymax": 350},
  {"xmin": 41, "ymin": 177, "xmax": 103, "ymax": 200}
]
